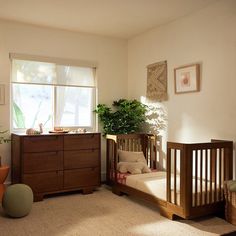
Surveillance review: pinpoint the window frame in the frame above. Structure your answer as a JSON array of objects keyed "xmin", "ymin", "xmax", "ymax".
[{"xmin": 10, "ymin": 54, "xmax": 98, "ymax": 133}]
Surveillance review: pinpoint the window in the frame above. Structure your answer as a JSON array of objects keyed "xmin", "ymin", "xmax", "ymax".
[{"xmin": 11, "ymin": 58, "xmax": 97, "ymax": 132}]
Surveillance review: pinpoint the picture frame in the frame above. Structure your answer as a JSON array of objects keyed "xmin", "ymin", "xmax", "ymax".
[
  {"xmin": 0, "ymin": 84, "xmax": 5, "ymax": 105},
  {"xmin": 174, "ymin": 63, "xmax": 200, "ymax": 94}
]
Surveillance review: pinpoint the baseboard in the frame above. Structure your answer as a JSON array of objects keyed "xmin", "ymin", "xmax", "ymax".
[{"xmin": 101, "ymin": 172, "xmax": 106, "ymax": 182}]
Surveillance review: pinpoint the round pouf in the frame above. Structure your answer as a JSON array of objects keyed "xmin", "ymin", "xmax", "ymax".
[{"xmin": 2, "ymin": 184, "xmax": 33, "ymax": 218}]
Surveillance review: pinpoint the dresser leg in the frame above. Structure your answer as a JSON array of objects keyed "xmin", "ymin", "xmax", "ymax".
[
  {"xmin": 82, "ymin": 188, "xmax": 93, "ymax": 194},
  {"xmin": 34, "ymin": 194, "xmax": 44, "ymax": 202}
]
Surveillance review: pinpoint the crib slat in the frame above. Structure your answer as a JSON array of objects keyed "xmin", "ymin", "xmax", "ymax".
[
  {"xmin": 125, "ymin": 139, "xmax": 128, "ymax": 150},
  {"xmin": 224, "ymin": 146, "xmax": 233, "ymax": 181},
  {"xmin": 134, "ymin": 139, "xmax": 138, "ymax": 151},
  {"xmin": 139, "ymin": 138, "xmax": 141, "ymax": 151},
  {"xmin": 114, "ymin": 142, "xmax": 118, "ymax": 182},
  {"xmin": 214, "ymin": 149, "xmax": 217, "ymax": 202},
  {"xmin": 174, "ymin": 149, "xmax": 177, "ymax": 205},
  {"xmin": 223, "ymin": 149, "xmax": 226, "ymax": 181},
  {"xmin": 106, "ymin": 139, "xmax": 110, "ymax": 183},
  {"xmin": 135, "ymin": 139, "xmax": 137, "ymax": 151},
  {"xmin": 150, "ymin": 139, "xmax": 153, "ymax": 169},
  {"xmin": 219, "ymin": 148, "xmax": 222, "ymax": 201},
  {"xmin": 210, "ymin": 149, "xmax": 213, "ymax": 204},
  {"xmin": 195, "ymin": 150, "xmax": 198, "ymax": 207},
  {"xmin": 117, "ymin": 139, "xmax": 120, "ymax": 150},
  {"xmin": 153, "ymin": 136, "xmax": 157, "ymax": 169},
  {"xmin": 167, "ymin": 148, "xmax": 171, "ymax": 203},
  {"xmin": 121, "ymin": 139, "xmax": 124, "ymax": 150},
  {"xmin": 200, "ymin": 150, "xmax": 203, "ymax": 206},
  {"xmin": 205, "ymin": 149, "xmax": 208, "ymax": 205},
  {"xmin": 138, "ymin": 139, "xmax": 141, "ymax": 152}
]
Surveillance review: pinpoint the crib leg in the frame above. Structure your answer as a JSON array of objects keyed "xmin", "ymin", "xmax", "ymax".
[
  {"xmin": 112, "ymin": 187, "xmax": 123, "ymax": 196},
  {"xmin": 160, "ymin": 208, "xmax": 175, "ymax": 220}
]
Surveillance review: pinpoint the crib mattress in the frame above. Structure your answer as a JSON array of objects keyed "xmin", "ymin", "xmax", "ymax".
[
  {"xmin": 125, "ymin": 171, "xmax": 171, "ymax": 201},
  {"xmin": 124, "ymin": 171, "xmax": 221, "ymax": 205}
]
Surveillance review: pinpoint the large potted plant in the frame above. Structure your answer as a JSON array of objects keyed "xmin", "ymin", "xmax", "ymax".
[{"xmin": 94, "ymin": 99, "xmax": 147, "ymax": 135}]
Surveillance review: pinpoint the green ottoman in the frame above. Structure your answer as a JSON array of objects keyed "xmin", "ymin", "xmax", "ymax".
[{"xmin": 2, "ymin": 184, "xmax": 33, "ymax": 218}]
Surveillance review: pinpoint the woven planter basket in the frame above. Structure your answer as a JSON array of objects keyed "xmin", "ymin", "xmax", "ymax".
[{"xmin": 224, "ymin": 181, "xmax": 236, "ymax": 225}]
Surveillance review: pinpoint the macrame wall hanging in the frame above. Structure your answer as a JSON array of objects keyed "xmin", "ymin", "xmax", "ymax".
[{"xmin": 146, "ymin": 60, "xmax": 168, "ymax": 101}]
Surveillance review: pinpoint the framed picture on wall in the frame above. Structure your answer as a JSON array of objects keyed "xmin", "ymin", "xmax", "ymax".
[
  {"xmin": 174, "ymin": 63, "xmax": 200, "ymax": 94},
  {"xmin": 0, "ymin": 84, "xmax": 5, "ymax": 105}
]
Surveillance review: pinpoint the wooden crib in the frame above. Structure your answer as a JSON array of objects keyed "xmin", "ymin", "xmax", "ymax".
[{"xmin": 106, "ymin": 134, "xmax": 233, "ymax": 220}]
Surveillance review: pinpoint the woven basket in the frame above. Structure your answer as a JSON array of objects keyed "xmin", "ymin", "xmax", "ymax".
[{"xmin": 224, "ymin": 182, "xmax": 236, "ymax": 225}]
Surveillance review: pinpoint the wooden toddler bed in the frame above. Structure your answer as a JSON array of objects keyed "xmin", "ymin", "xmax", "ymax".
[{"xmin": 106, "ymin": 134, "xmax": 233, "ymax": 220}]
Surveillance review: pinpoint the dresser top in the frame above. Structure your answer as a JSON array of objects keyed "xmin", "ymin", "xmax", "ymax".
[{"xmin": 12, "ymin": 132, "xmax": 100, "ymax": 137}]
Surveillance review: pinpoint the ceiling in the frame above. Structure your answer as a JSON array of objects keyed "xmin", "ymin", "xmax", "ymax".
[{"xmin": 0, "ymin": 0, "xmax": 217, "ymax": 39}]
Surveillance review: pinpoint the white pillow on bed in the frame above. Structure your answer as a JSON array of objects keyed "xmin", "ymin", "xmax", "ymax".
[
  {"xmin": 118, "ymin": 150, "xmax": 146, "ymax": 163},
  {"xmin": 117, "ymin": 162, "xmax": 151, "ymax": 175}
]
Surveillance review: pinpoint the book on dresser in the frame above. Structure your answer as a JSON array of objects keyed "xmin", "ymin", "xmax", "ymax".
[{"xmin": 11, "ymin": 132, "xmax": 101, "ymax": 201}]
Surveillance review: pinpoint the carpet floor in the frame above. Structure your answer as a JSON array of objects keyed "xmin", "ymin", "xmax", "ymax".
[{"xmin": 0, "ymin": 186, "xmax": 236, "ymax": 236}]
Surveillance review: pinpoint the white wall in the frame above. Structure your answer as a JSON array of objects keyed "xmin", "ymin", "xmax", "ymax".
[
  {"xmin": 0, "ymin": 20, "xmax": 127, "ymax": 182},
  {"xmin": 128, "ymin": 0, "xmax": 236, "ymax": 143},
  {"xmin": 1, "ymin": 0, "xmax": 236, "ymax": 183},
  {"xmin": 128, "ymin": 0, "xmax": 236, "ymax": 177}
]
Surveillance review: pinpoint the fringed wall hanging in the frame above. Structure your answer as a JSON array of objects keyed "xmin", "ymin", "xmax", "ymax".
[{"xmin": 146, "ymin": 61, "xmax": 167, "ymax": 101}]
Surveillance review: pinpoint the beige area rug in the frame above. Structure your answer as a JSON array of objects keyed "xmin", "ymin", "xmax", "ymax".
[{"xmin": 0, "ymin": 186, "xmax": 236, "ymax": 236}]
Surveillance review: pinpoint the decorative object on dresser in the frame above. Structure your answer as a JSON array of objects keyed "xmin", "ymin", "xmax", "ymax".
[{"xmin": 11, "ymin": 133, "xmax": 101, "ymax": 201}]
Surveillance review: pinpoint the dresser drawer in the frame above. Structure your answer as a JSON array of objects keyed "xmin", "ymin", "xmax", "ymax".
[
  {"xmin": 23, "ymin": 135, "xmax": 63, "ymax": 152},
  {"xmin": 64, "ymin": 150, "xmax": 99, "ymax": 169},
  {"xmin": 64, "ymin": 168, "xmax": 100, "ymax": 189},
  {"xmin": 64, "ymin": 134, "xmax": 100, "ymax": 150},
  {"xmin": 23, "ymin": 151, "xmax": 63, "ymax": 173},
  {"xmin": 23, "ymin": 171, "xmax": 63, "ymax": 193}
]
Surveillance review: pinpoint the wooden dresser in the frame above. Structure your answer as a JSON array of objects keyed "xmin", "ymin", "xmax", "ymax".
[{"xmin": 11, "ymin": 133, "xmax": 101, "ymax": 201}]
